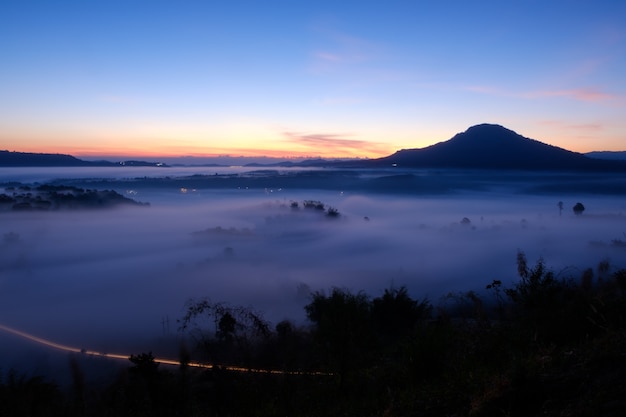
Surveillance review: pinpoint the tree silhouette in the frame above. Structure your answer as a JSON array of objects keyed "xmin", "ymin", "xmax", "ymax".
[
  {"xmin": 179, "ymin": 299, "xmax": 270, "ymax": 366},
  {"xmin": 573, "ymin": 202, "xmax": 585, "ymax": 215},
  {"xmin": 305, "ymin": 288, "xmax": 372, "ymax": 378},
  {"xmin": 371, "ymin": 286, "xmax": 431, "ymax": 345},
  {"xmin": 217, "ymin": 312, "xmax": 237, "ymax": 342},
  {"xmin": 129, "ymin": 352, "xmax": 160, "ymax": 379}
]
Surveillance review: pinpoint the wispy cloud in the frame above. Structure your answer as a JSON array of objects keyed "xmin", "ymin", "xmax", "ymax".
[
  {"xmin": 283, "ymin": 131, "xmax": 392, "ymax": 157},
  {"xmin": 521, "ymin": 88, "xmax": 618, "ymax": 102},
  {"xmin": 463, "ymin": 85, "xmax": 504, "ymax": 96},
  {"xmin": 309, "ymin": 29, "xmax": 383, "ymax": 75},
  {"xmin": 538, "ymin": 120, "xmax": 604, "ymax": 132},
  {"xmin": 314, "ymin": 51, "xmax": 351, "ymax": 64},
  {"xmin": 97, "ymin": 94, "xmax": 141, "ymax": 105},
  {"xmin": 534, "ymin": 119, "xmax": 611, "ymax": 146},
  {"xmin": 464, "ymin": 85, "xmax": 621, "ymax": 104},
  {"xmin": 314, "ymin": 96, "xmax": 369, "ymax": 106}
]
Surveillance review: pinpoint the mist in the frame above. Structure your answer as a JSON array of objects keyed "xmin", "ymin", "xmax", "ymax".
[{"xmin": 2, "ymin": 168, "xmax": 626, "ymax": 381}]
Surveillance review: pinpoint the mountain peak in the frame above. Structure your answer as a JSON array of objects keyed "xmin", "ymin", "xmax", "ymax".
[
  {"xmin": 465, "ymin": 123, "xmax": 509, "ymax": 132},
  {"xmin": 450, "ymin": 124, "xmax": 527, "ymax": 145},
  {"xmin": 370, "ymin": 123, "xmax": 626, "ymax": 171}
]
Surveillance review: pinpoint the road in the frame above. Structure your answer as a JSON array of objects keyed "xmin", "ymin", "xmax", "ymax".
[{"xmin": 0, "ymin": 322, "xmax": 330, "ymax": 376}]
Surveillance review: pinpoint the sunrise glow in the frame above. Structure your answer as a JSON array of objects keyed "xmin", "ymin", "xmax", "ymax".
[{"xmin": 1, "ymin": 1, "xmax": 624, "ymax": 159}]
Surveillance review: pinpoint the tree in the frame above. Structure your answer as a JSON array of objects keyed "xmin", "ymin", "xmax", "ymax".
[
  {"xmin": 128, "ymin": 352, "xmax": 160, "ymax": 379},
  {"xmin": 573, "ymin": 202, "xmax": 585, "ymax": 215},
  {"xmin": 326, "ymin": 206, "xmax": 340, "ymax": 218},
  {"xmin": 305, "ymin": 288, "xmax": 373, "ymax": 377},
  {"xmin": 179, "ymin": 299, "xmax": 270, "ymax": 365},
  {"xmin": 504, "ymin": 251, "xmax": 588, "ymax": 344},
  {"xmin": 371, "ymin": 286, "xmax": 431, "ymax": 345},
  {"xmin": 217, "ymin": 312, "xmax": 237, "ymax": 342},
  {"xmin": 506, "ymin": 251, "xmax": 558, "ymax": 309}
]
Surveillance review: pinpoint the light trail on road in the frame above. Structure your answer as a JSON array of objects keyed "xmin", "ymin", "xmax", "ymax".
[{"xmin": 0, "ymin": 322, "xmax": 331, "ymax": 376}]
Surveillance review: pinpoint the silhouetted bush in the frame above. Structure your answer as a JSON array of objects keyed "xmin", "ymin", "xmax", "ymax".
[
  {"xmin": 4, "ymin": 254, "xmax": 626, "ymax": 416},
  {"xmin": 371, "ymin": 285, "xmax": 431, "ymax": 345},
  {"xmin": 0, "ymin": 371, "xmax": 65, "ymax": 417},
  {"xmin": 305, "ymin": 288, "xmax": 373, "ymax": 379}
]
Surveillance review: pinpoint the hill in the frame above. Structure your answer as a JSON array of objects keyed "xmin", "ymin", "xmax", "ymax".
[
  {"xmin": 0, "ymin": 150, "xmax": 97, "ymax": 166},
  {"xmin": 586, "ymin": 151, "xmax": 626, "ymax": 161},
  {"xmin": 0, "ymin": 150, "xmax": 166, "ymax": 167},
  {"xmin": 363, "ymin": 124, "xmax": 626, "ymax": 171}
]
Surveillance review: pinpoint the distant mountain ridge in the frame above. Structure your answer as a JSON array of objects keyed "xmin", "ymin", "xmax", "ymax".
[
  {"xmin": 363, "ymin": 124, "xmax": 626, "ymax": 171},
  {"xmin": 585, "ymin": 151, "xmax": 626, "ymax": 161},
  {"xmin": 0, "ymin": 150, "xmax": 92, "ymax": 167},
  {"xmin": 3, "ymin": 124, "xmax": 626, "ymax": 171},
  {"xmin": 0, "ymin": 150, "xmax": 165, "ymax": 167}
]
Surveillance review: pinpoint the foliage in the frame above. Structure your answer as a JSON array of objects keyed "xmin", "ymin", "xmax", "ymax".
[
  {"xmin": 302, "ymin": 200, "xmax": 325, "ymax": 210},
  {"xmin": 129, "ymin": 352, "xmax": 160, "ymax": 378},
  {"xmin": 506, "ymin": 251, "xmax": 558, "ymax": 309},
  {"xmin": 305, "ymin": 288, "xmax": 373, "ymax": 377},
  {"xmin": 179, "ymin": 299, "xmax": 270, "ymax": 366},
  {"xmin": 4, "ymin": 255, "xmax": 626, "ymax": 416},
  {"xmin": 573, "ymin": 202, "xmax": 585, "ymax": 215},
  {"xmin": 326, "ymin": 206, "xmax": 340, "ymax": 217},
  {"xmin": 0, "ymin": 371, "xmax": 65, "ymax": 417},
  {"xmin": 0, "ymin": 184, "xmax": 148, "ymax": 211},
  {"xmin": 301, "ymin": 199, "xmax": 340, "ymax": 217},
  {"xmin": 371, "ymin": 286, "xmax": 432, "ymax": 344}
]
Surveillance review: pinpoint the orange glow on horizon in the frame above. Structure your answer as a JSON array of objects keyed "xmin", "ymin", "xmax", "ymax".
[
  {"xmin": 0, "ymin": 121, "xmax": 398, "ymax": 159},
  {"xmin": 3, "ymin": 121, "xmax": 624, "ymax": 159},
  {"xmin": 70, "ymin": 147, "xmax": 389, "ymax": 160},
  {"xmin": 14, "ymin": 142, "xmax": 395, "ymax": 160}
]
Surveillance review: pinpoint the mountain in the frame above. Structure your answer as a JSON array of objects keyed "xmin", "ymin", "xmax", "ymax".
[
  {"xmin": 585, "ymin": 151, "xmax": 626, "ymax": 161},
  {"xmin": 0, "ymin": 150, "xmax": 96, "ymax": 167},
  {"xmin": 364, "ymin": 124, "xmax": 626, "ymax": 171},
  {"xmin": 0, "ymin": 150, "xmax": 166, "ymax": 167}
]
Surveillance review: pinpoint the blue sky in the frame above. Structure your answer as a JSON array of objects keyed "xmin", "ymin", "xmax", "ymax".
[{"xmin": 1, "ymin": 0, "xmax": 624, "ymax": 158}]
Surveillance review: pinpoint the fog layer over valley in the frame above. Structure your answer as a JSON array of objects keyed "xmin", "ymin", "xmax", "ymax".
[{"xmin": 1, "ymin": 168, "xmax": 626, "ymax": 379}]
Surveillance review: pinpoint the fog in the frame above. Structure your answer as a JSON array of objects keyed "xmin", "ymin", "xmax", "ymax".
[
  {"xmin": 1, "ymin": 168, "xmax": 626, "ymax": 380},
  {"xmin": 0, "ymin": 166, "xmax": 319, "ymax": 183}
]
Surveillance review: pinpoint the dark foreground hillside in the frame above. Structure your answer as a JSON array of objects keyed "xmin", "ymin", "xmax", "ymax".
[{"xmin": 1, "ymin": 253, "xmax": 625, "ymax": 417}]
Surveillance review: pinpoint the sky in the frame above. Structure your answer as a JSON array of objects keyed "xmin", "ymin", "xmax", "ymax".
[{"xmin": 0, "ymin": 0, "xmax": 625, "ymax": 159}]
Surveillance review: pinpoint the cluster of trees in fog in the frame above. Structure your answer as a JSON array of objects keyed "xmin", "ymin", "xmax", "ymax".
[
  {"xmin": 3, "ymin": 251, "xmax": 625, "ymax": 416},
  {"xmin": 0, "ymin": 184, "xmax": 147, "ymax": 211},
  {"xmin": 559, "ymin": 200, "xmax": 586, "ymax": 216}
]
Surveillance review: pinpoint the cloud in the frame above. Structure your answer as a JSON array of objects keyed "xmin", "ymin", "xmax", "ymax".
[
  {"xmin": 465, "ymin": 84, "xmax": 622, "ymax": 104},
  {"xmin": 98, "ymin": 94, "xmax": 139, "ymax": 104},
  {"xmin": 463, "ymin": 85, "xmax": 503, "ymax": 96},
  {"xmin": 534, "ymin": 120, "xmax": 611, "ymax": 144},
  {"xmin": 282, "ymin": 131, "xmax": 392, "ymax": 157},
  {"xmin": 307, "ymin": 27, "xmax": 416, "ymax": 89},
  {"xmin": 315, "ymin": 52, "xmax": 350, "ymax": 64},
  {"xmin": 314, "ymin": 96, "xmax": 369, "ymax": 106},
  {"xmin": 537, "ymin": 120, "xmax": 605, "ymax": 132},
  {"xmin": 309, "ymin": 30, "xmax": 383, "ymax": 75},
  {"xmin": 521, "ymin": 88, "xmax": 619, "ymax": 102}
]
